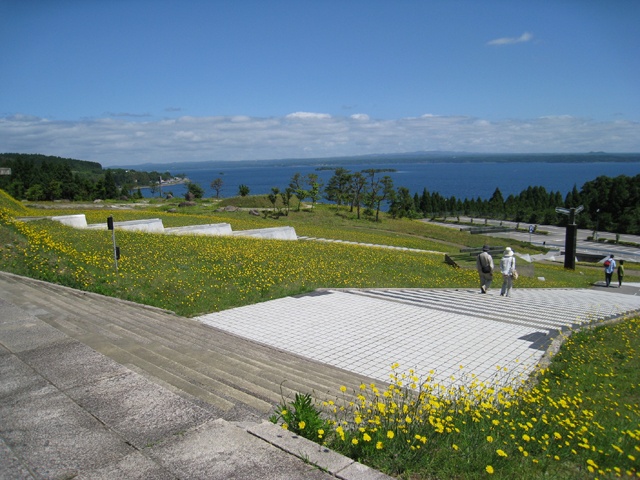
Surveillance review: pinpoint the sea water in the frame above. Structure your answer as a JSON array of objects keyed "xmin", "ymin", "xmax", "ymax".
[{"xmin": 145, "ymin": 161, "xmax": 640, "ymax": 202}]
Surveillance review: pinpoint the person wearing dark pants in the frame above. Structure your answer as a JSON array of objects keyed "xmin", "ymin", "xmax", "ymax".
[
  {"xmin": 618, "ymin": 259, "xmax": 625, "ymax": 288},
  {"xmin": 604, "ymin": 254, "xmax": 616, "ymax": 287}
]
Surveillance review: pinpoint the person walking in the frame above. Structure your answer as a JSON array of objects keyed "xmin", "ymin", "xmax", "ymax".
[
  {"xmin": 618, "ymin": 259, "xmax": 625, "ymax": 288},
  {"xmin": 499, "ymin": 247, "xmax": 516, "ymax": 297},
  {"xmin": 476, "ymin": 245, "xmax": 494, "ymax": 294},
  {"xmin": 604, "ymin": 254, "xmax": 616, "ymax": 287}
]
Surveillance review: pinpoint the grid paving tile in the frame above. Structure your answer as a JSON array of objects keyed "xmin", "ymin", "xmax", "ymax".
[{"xmin": 196, "ymin": 288, "xmax": 640, "ymax": 389}]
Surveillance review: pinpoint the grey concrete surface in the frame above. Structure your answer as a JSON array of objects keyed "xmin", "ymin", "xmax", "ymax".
[{"xmin": 0, "ymin": 276, "xmax": 392, "ymax": 479}]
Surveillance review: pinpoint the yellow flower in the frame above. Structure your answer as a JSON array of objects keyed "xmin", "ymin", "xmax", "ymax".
[
  {"xmin": 376, "ymin": 441, "xmax": 383, "ymax": 450},
  {"xmin": 363, "ymin": 433, "xmax": 372, "ymax": 442},
  {"xmin": 298, "ymin": 421, "xmax": 306, "ymax": 430},
  {"xmin": 486, "ymin": 465, "xmax": 494, "ymax": 474},
  {"xmin": 496, "ymin": 449, "xmax": 508, "ymax": 457},
  {"xmin": 387, "ymin": 430, "xmax": 395, "ymax": 439},
  {"xmin": 452, "ymin": 444, "xmax": 459, "ymax": 451},
  {"xmin": 340, "ymin": 385, "xmax": 347, "ymax": 393},
  {"xmin": 486, "ymin": 435, "xmax": 494, "ymax": 443},
  {"xmin": 352, "ymin": 438, "xmax": 359, "ymax": 445}
]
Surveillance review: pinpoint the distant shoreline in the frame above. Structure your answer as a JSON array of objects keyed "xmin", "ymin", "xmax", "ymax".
[
  {"xmin": 120, "ymin": 152, "xmax": 640, "ymax": 172},
  {"xmin": 137, "ymin": 177, "xmax": 189, "ymax": 190}
]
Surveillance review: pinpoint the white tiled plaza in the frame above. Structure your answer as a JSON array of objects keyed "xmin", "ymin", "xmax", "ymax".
[{"xmin": 195, "ymin": 286, "xmax": 640, "ymax": 389}]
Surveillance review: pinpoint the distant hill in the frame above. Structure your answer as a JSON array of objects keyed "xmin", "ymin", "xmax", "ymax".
[
  {"xmin": 0, "ymin": 153, "xmax": 103, "ymax": 175},
  {"xmin": 119, "ymin": 151, "xmax": 640, "ymax": 171}
]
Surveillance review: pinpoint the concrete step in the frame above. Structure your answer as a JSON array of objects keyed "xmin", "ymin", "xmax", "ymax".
[
  {"xmin": 342, "ymin": 287, "xmax": 639, "ymax": 332},
  {"xmin": 0, "ymin": 272, "xmax": 374, "ymax": 419}
]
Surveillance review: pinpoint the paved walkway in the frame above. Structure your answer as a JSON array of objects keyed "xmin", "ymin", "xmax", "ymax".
[
  {"xmin": 195, "ymin": 284, "xmax": 640, "ymax": 390},
  {"xmin": 426, "ymin": 218, "xmax": 640, "ymax": 263},
  {"xmin": 2, "ymin": 271, "xmax": 640, "ymax": 479}
]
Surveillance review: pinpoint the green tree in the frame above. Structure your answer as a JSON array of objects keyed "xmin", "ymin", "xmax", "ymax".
[
  {"xmin": 185, "ymin": 182, "xmax": 204, "ymax": 199},
  {"xmin": 305, "ymin": 173, "xmax": 323, "ymax": 210},
  {"xmin": 289, "ymin": 173, "xmax": 308, "ymax": 211},
  {"xmin": 389, "ymin": 187, "xmax": 417, "ymax": 219},
  {"xmin": 349, "ymin": 172, "xmax": 367, "ymax": 219},
  {"xmin": 268, "ymin": 187, "xmax": 280, "ymax": 213},
  {"xmin": 280, "ymin": 187, "xmax": 294, "ymax": 215},
  {"xmin": 104, "ymin": 170, "xmax": 118, "ymax": 199},
  {"xmin": 372, "ymin": 175, "xmax": 395, "ymax": 222},
  {"xmin": 324, "ymin": 168, "xmax": 352, "ymax": 208},
  {"xmin": 238, "ymin": 184, "xmax": 250, "ymax": 196},
  {"xmin": 211, "ymin": 177, "xmax": 223, "ymax": 198},
  {"xmin": 488, "ymin": 187, "xmax": 505, "ymax": 218},
  {"xmin": 210, "ymin": 177, "xmax": 224, "ymax": 198}
]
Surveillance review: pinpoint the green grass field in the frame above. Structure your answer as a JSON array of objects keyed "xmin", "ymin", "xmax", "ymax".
[{"xmin": 1, "ymin": 190, "xmax": 638, "ymax": 479}]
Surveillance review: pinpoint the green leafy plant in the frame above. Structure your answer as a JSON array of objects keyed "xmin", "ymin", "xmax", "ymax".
[{"xmin": 269, "ymin": 389, "xmax": 331, "ymax": 443}]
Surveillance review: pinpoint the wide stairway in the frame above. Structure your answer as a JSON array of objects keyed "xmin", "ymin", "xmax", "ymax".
[{"xmin": 0, "ymin": 272, "xmax": 374, "ymax": 422}]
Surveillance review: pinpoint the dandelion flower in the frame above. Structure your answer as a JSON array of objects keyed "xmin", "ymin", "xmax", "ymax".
[
  {"xmin": 387, "ymin": 430, "xmax": 395, "ymax": 439},
  {"xmin": 486, "ymin": 465, "xmax": 494, "ymax": 474},
  {"xmin": 298, "ymin": 421, "xmax": 306, "ymax": 430}
]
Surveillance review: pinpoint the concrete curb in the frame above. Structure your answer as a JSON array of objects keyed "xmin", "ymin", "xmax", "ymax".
[{"xmin": 247, "ymin": 422, "xmax": 393, "ymax": 480}]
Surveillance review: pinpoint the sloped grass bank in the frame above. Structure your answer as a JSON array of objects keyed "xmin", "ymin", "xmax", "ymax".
[
  {"xmin": 1, "ymin": 194, "xmax": 602, "ymax": 316},
  {"xmin": 274, "ymin": 319, "xmax": 640, "ymax": 479}
]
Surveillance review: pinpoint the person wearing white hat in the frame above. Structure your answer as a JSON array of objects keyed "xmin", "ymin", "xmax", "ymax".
[{"xmin": 499, "ymin": 247, "xmax": 516, "ymax": 297}]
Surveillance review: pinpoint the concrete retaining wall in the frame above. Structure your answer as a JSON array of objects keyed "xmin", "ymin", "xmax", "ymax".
[
  {"xmin": 232, "ymin": 226, "xmax": 298, "ymax": 241},
  {"xmin": 86, "ymin": 218, "xmax": 165, "ymax": 233},
  {"xmin": 51, "ymin": 214, "xmax": 88, "ymax": 229},
  {"xmin": 165, "ymin": 223, "xmax": 233, "ymax": 236}
]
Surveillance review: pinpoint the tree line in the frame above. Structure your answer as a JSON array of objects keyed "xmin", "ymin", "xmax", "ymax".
[
  {"xmin": 2, "ymin": 153, "xmax": 639, "ymax": 234},
  {"xmin": 0, "ymin": 153, "xmax": 175, "ymax": 201},
  {"xmin": 261, "ymin": 168, "xmax": 640, "ymax": 234}
]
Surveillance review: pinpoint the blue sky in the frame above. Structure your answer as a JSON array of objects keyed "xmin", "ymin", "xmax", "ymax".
[{"xmin": 1, "ymin": 0, "xmax": 639, "ymax": 166}]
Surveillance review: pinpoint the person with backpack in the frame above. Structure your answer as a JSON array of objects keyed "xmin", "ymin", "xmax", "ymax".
[
  {"xmin": 618, "ymin": 259, "xmax": 625, "ymax": 288},
  {"xmin": 476, "ymin": 245, "xmax": 494, "ymax": 294},
  {"xmin": 604, "ymin": 254, "xmax": 616, "ymax": 287}
]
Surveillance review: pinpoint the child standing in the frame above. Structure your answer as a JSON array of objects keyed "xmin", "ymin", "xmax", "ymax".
[{"xmin": 618, "ymin": 259, "xmax": 625, "ymax": 288}]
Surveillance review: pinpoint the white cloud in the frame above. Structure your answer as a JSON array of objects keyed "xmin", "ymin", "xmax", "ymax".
[
  {"xmin": 0, "ymin": 113, "xmax": 638, "ymax": 166},
  {"xmin": 487, "ymin": 32, "xmax": 534, "ymax": 46},
  {"xmin": 285, "ymin": 112, "xmax": 332, "ymax": 120}
]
